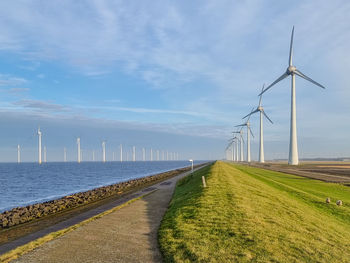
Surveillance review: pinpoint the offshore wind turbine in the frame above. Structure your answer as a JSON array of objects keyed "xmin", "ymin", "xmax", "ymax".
[
  {"xmin": 37, "ymin": 127, "xmax": 42, "ymax": 164},
  {"xmin": 92, "ymin": 150, "xmax": 95, "ymax": 162},
  {"xmin": 244, "ymin": 85, "xmax": 273, "ymax": 163},
  {"xmin": 142, "ymin": 148, "xmax": 145, "ymax": 161},
  {"xmin": 260, "ymin": 26, "xmax": 326, "ymax": 165},
  {"xmin": 236, "ymin": 109, "xmax": 255, "ymax": 162},
  {"xmin": 17, "ymin": 144, "xmax": 21, "ymax": 163},
  {"xmin": 102, "ymin": 141, "xmax": 106, "ymax": 162},
  {"xmin": 157, "ymin": 150, "xmax": 160, "ymax": 161},
  {"xmin": 44, "ymin": 146, "xmax": 47, "ymax": 163},
  {"xmin": 132, "ymin": 146, "xmax": 136, "ymax": 162},
  {"xmin": 64, "ymin": 147, "xmax": 67, "ymax": 162},
  {"xmin": 150, "ymin": 148, "xmax": 153, "ymax": 161},
  {"xmin": 120, "ymin": 144, "xmax": 123, "ymax": 162},
  {"xmin": 77, "ymin": 138, "xmax": 81, "ymax": 163}
]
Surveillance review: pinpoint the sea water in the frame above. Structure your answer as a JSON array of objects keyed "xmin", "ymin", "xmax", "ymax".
[{"xmin": 0, "ymin": 161, "xmax": 205, "ymax": 212}]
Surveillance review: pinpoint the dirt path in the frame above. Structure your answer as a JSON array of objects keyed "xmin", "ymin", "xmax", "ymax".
[{"xmin": 11, "ymin": 167, "xmax": 202, "ymax": 263}]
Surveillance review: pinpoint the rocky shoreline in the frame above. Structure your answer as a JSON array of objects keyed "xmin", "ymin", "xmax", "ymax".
[{"xmin": 0, "ymin": 165, "xmax": 195, "ymax": 229}]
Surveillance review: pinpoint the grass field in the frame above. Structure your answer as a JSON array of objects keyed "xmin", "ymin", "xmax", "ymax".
[{"xmin": 158, "ymin": 161, "xmax": 350, "ymax": 262}]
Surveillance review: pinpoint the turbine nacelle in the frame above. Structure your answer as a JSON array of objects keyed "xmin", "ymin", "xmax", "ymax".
[{"xmin": 287, "ymin": 65, "xmax": 296, "ymax": 74}]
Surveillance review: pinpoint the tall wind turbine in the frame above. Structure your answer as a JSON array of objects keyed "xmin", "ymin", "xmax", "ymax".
[
  {"xmin": 233, "ymin": 130, "xmax": 244, "ymax": 161},
  {"xmin": 237, "ymin": 108, "xmax": 255, "ymax": 162},
  {"xmin": 150, "ymin": 148, "xmax": 153, "ymax": 161},
  {"xmin": 44, "ymin": 146, "xmax": 47, "ymax": 163},
  {"xmin": 17, "ymin": 144, "xmax": 21, "ymax": 163},
  {"xmin": 157, "ymin": 150, "xmax": 160, "ymax": 161},
  {"xmin": 132, "ymin": 146, "xmax": 136, "ymax": 162},
  {"xmin": 77, "ymin": 138, "xmax": 81, "ymax": 163},
  {"xmin": 102, "ymin": 141, "xmax": 106, "ymax": 162},
  {"xmin": 142, "ymin": 148, "xmax": 145, "ymax": 161},
  {"xmin": 38, "ymin": 127, "xmax": 42, "ymax": 164},
  {"xmin": 92, "ymin": 150, "xmax": 95, "ymax": 162},
  {"xmin": 64, "ymin": 147, "xmax": 67, "ymax": 162},
  {"xmin": 244, "ymin": 85, "xmax": 273, "ymax": 163},
  {"xmin": 260, "ymin": 26, "xmax": 326, "ymax": 165},
  {"xmin": 120, "ymin": 144, "xmax": 123, "ymax": 162}
]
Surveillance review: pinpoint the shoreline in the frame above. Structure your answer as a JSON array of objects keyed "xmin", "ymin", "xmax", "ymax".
[{"xmin": 0, "ymin": 163, "xmax": 206, "ymax": 247}]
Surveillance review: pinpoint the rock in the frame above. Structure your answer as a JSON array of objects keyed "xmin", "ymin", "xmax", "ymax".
[
  {"xmin": 336, "ymin": 200, "xmax": 343, "ymax": 206},
  {"xmin": 326, "ymin": 197, "xmax": 331, "ymax": 203}
]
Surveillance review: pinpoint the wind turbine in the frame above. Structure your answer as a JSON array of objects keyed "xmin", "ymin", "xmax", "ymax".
[
  {"xmin": 237, "ymin": 107, "xmax": 255, "ymax": 162},
  {"xmin": 37, "ymin": 127, "xmax": 42, "ymax": 164},
  {"xmin": 120, "ymin": 144, "xmax": 123, "ymax": 162},
  {"xmin": 157, "ymin": 150, "xmax": 160, "ymax": 161},
  {"xmin": 150, "ymin": 148, "xmax": 153, "ymax": 161},
  {"xmin": 44, "ymin": 146, "xmax": 47, "ymax": 163},
  {"xmin": 132, "ymin": 146, "xmax": 136, "ymax": 162},
  {"xmin": 102, "ymin": 141, "xmax": 106, "ymax": 162},
  {"xmin": 142, "ymin": 148, "xmax": 145, "ymax": 161},
  {"xmin": 64, "ymin": 147, "xmax": 67, "ymax": 162},
  {"xmin": 260, "ymin": 26, "xmax": 326, "ymax": 165},
  {"xmin": 244, "ymin": 85, "xmax": 273, "ymax": 163},
  {"xmin": 17, "ymin": 144, "xmax": 21, "ymax": 163},
  {"xmin": 77, "ymin": 138, "xmax": 81, "ymax": 163},
  {"xmin": 233, "ymin": 130, "xmax": 245, "ymax": 161}
]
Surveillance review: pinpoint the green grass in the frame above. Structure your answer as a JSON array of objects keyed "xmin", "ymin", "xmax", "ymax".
[{"xmin": 158, "ymin": 161, "xmax": 350, "ymax": 263}]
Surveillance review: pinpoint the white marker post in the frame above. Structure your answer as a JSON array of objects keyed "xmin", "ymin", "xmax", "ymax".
[{"xmin": 189, "ymin": 159, "xmax": 193, "ymax": 174}]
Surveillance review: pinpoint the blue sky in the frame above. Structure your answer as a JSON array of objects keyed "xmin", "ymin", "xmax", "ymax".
[{"xmin": 0, "ymin": 0, "xmax": 349, "ymax": 162}]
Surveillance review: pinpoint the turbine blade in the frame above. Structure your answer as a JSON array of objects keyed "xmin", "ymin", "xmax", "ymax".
[
  {"xmin": 294, "ymin": 69, "xmax": 326, "ymax": 89},
  {"xmin": 249, "ymin": 127, "xmax": 254, "ymax": 138},
  {"xmin": 289, "ymin": 26, "xmax": 294, "ymax": 66},
  {"xmin": 242, "ymin": 109, "xmax": 258, "ymax": 119},
  {"xmin": 262, "ymin": 110, "xmax": 273, "ymax": 124},
  {"xmin": 235, "ymin": 124, "xmax": 246, "ymax": 127},
  {"xmin": 259, "ymin": 72, "xmax": 288, "ymax": 96},
  {"xmin": 247, "ymin": 107, "xmax": 255, "ymax": 122}
]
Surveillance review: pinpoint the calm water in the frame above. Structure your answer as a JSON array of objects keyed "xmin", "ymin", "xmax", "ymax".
[{"xmin": 0, "ymin": 161, "xmax": 205, "ymax": 212}]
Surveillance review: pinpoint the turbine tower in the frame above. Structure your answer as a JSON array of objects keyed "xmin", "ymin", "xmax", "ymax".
[
  {"xmin": 244, "ymin": 85, "xmax": 273, "ymax": 163},
  {"xmin": 44, "ymin": 146, "xmax": 47, "ymax": 163},
  {"xmin": 77, "ymin": 138, "xmax": 81, "ymax": 163},
  {"xmin": 102, "ymin": 141, "xmax": 106, "ymax": 162},
  {"xmin": 260, "ymin": 26, "xmax": 326, "ymax": 165},
  {"xmin": 38, "ymin": 127, "xmax": 42, "ymax": 164},
  {"xmin": 142, "ymin": 148, "xmax": 145, "ymax": 161},
  {"xmin": 120, "ymin": 144, "xmax": 123, "ymax": 162},
  {"xmin": 132, "ymin": 146, "xmax": 136, "ymax": 162},
  {"xmin": 150, "ymin": 148, "xmax": 153, "ymax": 161},
  {"xmin": 157, "ymin": 150, "xmax": 160, "ymax": 161},
  {"xmin": 17, "ymin": 144, "xmax": 21, "ymax": 163},
  {"xmin": 64, "ymin": 147, "xmax": 67, "ymax": 162}
]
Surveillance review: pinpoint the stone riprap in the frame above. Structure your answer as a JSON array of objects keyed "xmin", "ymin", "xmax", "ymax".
[{"xmin": 0, "ymin": 166, "xmax": 192, "ymax": 229}]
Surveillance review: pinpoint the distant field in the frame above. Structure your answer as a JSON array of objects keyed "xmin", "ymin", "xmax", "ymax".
[{"xmin": 159, "ymin": 161, "xmax": 350, "ymax": 262}]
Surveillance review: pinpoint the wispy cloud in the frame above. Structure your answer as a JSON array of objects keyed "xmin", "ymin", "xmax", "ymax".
[
  {"xmin": 0, "ymin": 74, "xmax": 27, "ymax": 86},
  {"xmin": 13, "ymin": 99, "xmax": 67, "ymax": 112}
]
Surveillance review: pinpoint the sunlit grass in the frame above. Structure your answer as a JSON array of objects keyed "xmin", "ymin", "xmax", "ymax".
[{"xmin": 159, "ymin": 161, "xmax": 350, "ymax": 262}]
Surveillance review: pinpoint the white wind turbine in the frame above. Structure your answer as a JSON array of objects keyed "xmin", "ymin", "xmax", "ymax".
[
  {"xmin": 37, "ymin": 127, "xmax": 42, "ymax": 164},
  {"xmin": 102, "ymin": 141, "xmax": 106, "ymax": 162},
  {"xmin": 244, "ymin": 85, "xmax": 273, "ymax": 163},
  {"xmin": 120, "ymin": 144, "xmax": 123, "ymax": 162},
  {"xmin": 17, "ymin": 144, "xmax": 21, "ymax": 163},
  {"xmin": 233, "ymin": 130, "xmax": 244, "ymax": 161},
  {"xmin": 236, "ymin": 112, "xmax": 255, "ymax": 162},
  {"xmin": 77, "ymin": 138, "xmax": 81, "ymax": 163},
  {"xmin": 260, "ymin": 26, "xmax": 326, "ymax": 165}
]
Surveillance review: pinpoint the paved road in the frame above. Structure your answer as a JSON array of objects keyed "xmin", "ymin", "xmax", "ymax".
[{"xmin": 11, "ymin": 166, "xmax": 205, "ymax": 263}]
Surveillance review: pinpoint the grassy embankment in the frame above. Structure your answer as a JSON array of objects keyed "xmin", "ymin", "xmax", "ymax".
[{"xmin": 159, "ymin": 161, "xmax": 350, "ymax": 262}]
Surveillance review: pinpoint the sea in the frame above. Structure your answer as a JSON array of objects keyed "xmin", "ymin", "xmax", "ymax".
[{"xmin": 0, "ymin": 160, "xmax": 205, "ymax": 213}]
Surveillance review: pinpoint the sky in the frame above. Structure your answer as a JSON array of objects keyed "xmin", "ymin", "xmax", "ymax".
[{"xmin": 0, "ymin": 0, "xmax": 349, "ymax": 162}]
